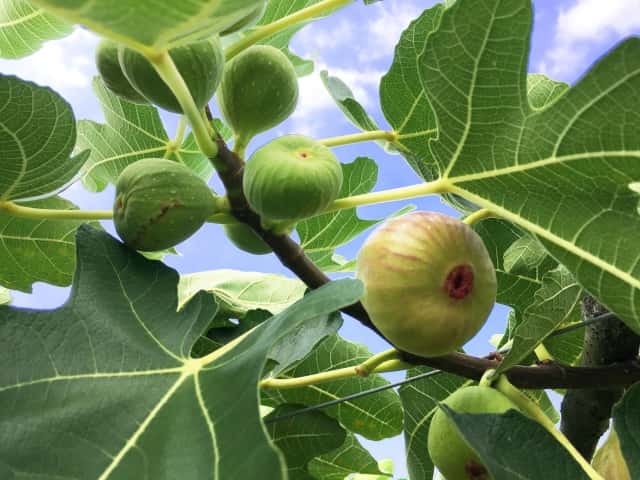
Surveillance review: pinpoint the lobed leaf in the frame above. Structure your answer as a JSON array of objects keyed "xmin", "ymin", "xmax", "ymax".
[{"xmin": 308, "ymin": 432, "xmax": 384, "ymax": 479}]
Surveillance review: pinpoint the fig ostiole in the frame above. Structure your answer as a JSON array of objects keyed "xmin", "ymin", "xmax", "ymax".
[
  {"xmin": 428, "ymin": 386, "xmax": 518, "ymax": 480},
  {"xmin": 113, "ymin": 158, "xmax": 216, "ymax": 251},
  {"xmin": 243, "ymin": 135, "xmax": 343, "ymax": 221},
  {"xmin": 118, "ymin": 38, "xmax": 224, "ymax": 113},
  {"xmin": 356, "ymin": 211, "xmax": 497, "ymax": 357},
  {"xmin": 95, "ymin": 40, "xmax": 149, "ymax": 104},
  {"xmin": 221, "ymin": 0, "xmax": 267, "ymax": 35},
  {"xmin": 218, "ymin": 45, "xmax": 298, "ymax": 148}
]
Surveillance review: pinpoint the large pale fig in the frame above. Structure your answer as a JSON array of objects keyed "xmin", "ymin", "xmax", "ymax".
[
  {"xmin": 223, "ymin": 223, "xmax": 272, "ymax": 255},
  {"xmin": 356, "ymin": 212, "xmax": 496, "ymax": 357},
  {"xmin": 243, "ymin": 135, "xmax": 343, "ymax": 220},
  {"xmin": 218, "ymin": 45, "xmax": 298, "ymax": 146},
  {"xmin": 119, "ymin": 38, "xmax": 224, "ymax": 113},
  {"xmin": 95, "ymin": 40, "xmax": 148, "ymax": 104},
  {"xmin": 114, "ymin": 159, "xmax": 216, "ymax": 251},
  {"xmin": 221, "ymin": 1, "xmax": 267, "ymax": 35},
  {"xmin": 428, "ymin": 386, "xmax": 518, "ymax": 480}
]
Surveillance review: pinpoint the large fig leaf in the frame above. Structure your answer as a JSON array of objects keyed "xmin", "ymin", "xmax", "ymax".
[
  {"xmin": 78, "ymin": 78, "xmax": 212, "ymax": 191},
  {"xmin": 0, "ymin": 74, "xmax": 85, "ymax": 201},
  {"xmin": 0, "ymin": 0, "xmax": 71, "ymax": 58},
  {"xmin": 613, "ymin": 382, "xmax": 640, "ymax": 478},
  {"xmin": 308, "ymin": 432, "xmax": 384, "ymax": 479},
  {"xmin": 30, "ymin": 0, "xmax": 262, "ymax": 51},
  {"xmin": 0, "ymin": 287, "xmax": 9, "ymax": 305},
  {"xmin": 0, "ymin": 225, "xmax": 363, "ymax": 479},
  {"xmin": 385, "ymin": 0, "xmax": 640, "ymax": 332},
  {"xmin": 0, "ymin": 197, "xmax": 98, "ymax": 292}
]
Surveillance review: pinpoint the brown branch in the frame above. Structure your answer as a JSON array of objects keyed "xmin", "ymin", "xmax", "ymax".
[{"xmin": 208, "ymin": 130, "xmax": 640, "ymax": 390}]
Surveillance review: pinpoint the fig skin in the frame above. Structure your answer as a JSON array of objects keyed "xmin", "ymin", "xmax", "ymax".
[
  {"xmin": 218, "ymin": 45, "xmax": 298, "ymax": 146},
  {"xmin": 224, "ymin": 223, "xmax": 272, "ymax": 255},
  {"xmin": 356, "ymin": 211, "xmax": 497, "ymax": 357},
  {"xmin": 243, "ymin": 135, "xmax": 343, "ymax": 221},
  {"xmin": 95, "ymin": 40, "xmax": 148, "ymax": 104},
  {"xmin": 114, "ymin": 159, "xmax": 216, "ymax": 251},
  {"xmin": 428, "ymin": 386, "xmax": 518, "ymax": 480},
  {"xmin": 118, "ymin": 38, "xmax": 224, "ymax": 113},
  {"xmin": 221, "ymin": 1, "xmax": 267, "ymax": 35}
]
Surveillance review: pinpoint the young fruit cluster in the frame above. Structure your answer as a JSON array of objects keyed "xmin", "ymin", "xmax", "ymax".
[
  {"xmin": 356, "ymin": 212, "xmax": 497, "ymax": 357},
  {"xmin": 96, "ymin": 37, "xmax": 224, "ymax": 113},
  {"xmin": 113, "ymin": 159, "xmax": 216, "ymax": 251},
  {"xmin": 428, "ymin": 386, "xmax": 518, "ymax": 480}
]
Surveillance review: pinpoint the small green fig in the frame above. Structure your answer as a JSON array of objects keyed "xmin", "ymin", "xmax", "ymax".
[
  {"xmin": 428, "ymin": 386, "xmax": 518, "ymax": 480},
  {"xmin": 114, "ymin": 158, "xmax": 216, "ymax": 251},
  {"xmin": 223, "ymin": 223, "xmax": 272, "ymax": 255},
  {"xmin": 243, "ymin": 135, "xmax": 343, "ymax": 220},
  {"xmin": 218, "ymin": 45, "xmax": 298, "ymax": 146},
  {"xmin": 95, "ymin": 40, "xmax": 148, "ymax": 104},
  {"xmin": 356, "ymin": 212, "xmax": 497, "ymax": 357},
  {"xmin": 221, "ymin": 1, "xmax": 267, "ymax": 35},
  {"xmin": 118, "ymin": 38, "xmax": 224, "ymax": 113}
]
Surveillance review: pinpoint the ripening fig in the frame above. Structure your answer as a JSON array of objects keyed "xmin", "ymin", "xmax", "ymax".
[
  {"xmin": 218, "ymin": 45, "xmax": 298, "ymax": 148},
  {"xmin": 428, "ymin": 386, "xmax": 518, "ymax": 480},
  {"xmin": 224, "ymin": 223, "xmax": 272, "ymax": 255},
  {"xmin": 243, "ymin": 135, "xmax": 343, "ymax": 220},
  {"xmin": 113, "ymin": 159, "xmax": 216, "ymax": 251},
  {"xmin": 356, "ymin": 212, "xmax": 497, "ymax": 357},
  {"xmin": 118, "ymin": 38, "xmax": 224, "ymax": 113},
  {"xmin": 95, "ymin": 40, "xmax": 148, "ymax": 104},
  {"xmin": 221, "ymin": 1, "xmax": 267, "ymax": 35}
]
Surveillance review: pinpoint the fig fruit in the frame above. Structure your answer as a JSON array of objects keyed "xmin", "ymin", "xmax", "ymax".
[
  {"xmin": 118, "ymin": 38, "xmax": 224, "ymax": 113},
  {"xmin": 223, "ymin": 223, "xmax": 272, "ymax": 255},
  {"xmin": 95, "ymin": 40, "xmax": 148, "ymax": 104},
  {"xmin": 428, "ymin": 386, "xmax": 518, "ymax": 480},
  {"xmin": 356, "ymin": 212, "xmax": 496, "ymax": 357},
  {"xmin": 218, "ymin": 45, "xmax": 298, "ymax": 147},
  {"xmin": 243, "ymin": 135, "xmax": 343, "ymax": 220},
  {"xmin": 221, "ymin": 1, "xmax": 267, "ymax": 35},
  {"xmin": 113, "ymin": 158, "xmax": 216, "ymax": 251}
]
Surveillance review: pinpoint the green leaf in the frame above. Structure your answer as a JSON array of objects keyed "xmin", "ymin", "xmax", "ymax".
[
  {"xmin": 0, "ymin": 74, "xmax": 85, "ymax": 201},
  {"xmin": 442, "ymin": 408, "xmax": 588, "ymax": 480},
  {"xmin": 613, "ymin": 382, "xmax": 640, "ymax": 478},
  {"xmin": 77, "ymin": 77, "xmax": 211, "ymax": 191},
  {"xmin": 0, "ymin": 0, "xmax": 72, "ymax": 58},
  {"xmin": 178, "ymin": 269, "xmax": 306, "ymax": 316},
  {"xmin": 0, "ymin": 287, "xmax": 10, "ymax": 305},
  {"xmin": 526, "ymin": 74, "xmax": 569, "ymax": 110},
  {"xmin": 298, "ymin": 157, "xmax": 413, "ymax": 272},
  {"xmin": 31, "ymin": 0, "xmax": 263, "ymax": 51},
  {"xmin": 503, "ymin": 234, "xmax": 555, "ymax": 277},
  {"xmin": 496, "ymin": 266, "xmax": 583, "ymax": 374},
  {"xmin": 321, "ymin": 71, "xmax": 380, "ymax": 132},
  {"xmin": 0, "ymin": 225, "xmax": 363, "ymax": 479},
  {"xmin": 399, "ymin": 367, "xmax": 468, "ymax": 480},
  {"xmin": 418, "ymin": 0, "xmax": 640, "ymax": 332},
  {"xmin": 266, "ymin": 406, "xmax": 346, "ymax": 480},
  {"xmin": 0, "ymin": 197, "xmax": 98, "ymax": 291},
  {"xmin": 263, "ymin": 335, "xmax": 404, "ymax": 441},
  {"xmin": 308, "ymin": 433, "xmax": 384, "ymax": 480}
]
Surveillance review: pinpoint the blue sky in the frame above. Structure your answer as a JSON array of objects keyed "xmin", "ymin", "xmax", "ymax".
[{"xmin": 2, "ymin": 0, "xmax": 639, "ymax": 477}]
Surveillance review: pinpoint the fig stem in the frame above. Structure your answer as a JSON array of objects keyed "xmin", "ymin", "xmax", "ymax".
[
  {"xmin": 534, "ymin": 343, "xmax": 554, "ymax": 363},
  {"xmin": 463, "ymin": 208, "xmax": 493, "ymax": 225},
  {"xmin": 495, "ymin": 375, "xmax": 604, "ymax": 480},
  {"xmin": 260, "ymin": 358, "xmax": 408, "ymax": 390},
  {"xmin": 225, "ymin": 0, "xmax": 354, "ymax": 61},
  {"xmin": 478, "ymin": 368, "xmax": 496, "ymax": 387},
  {"xmin": 355, "ymin": 349, "xmax": 403, "ymax": 377},
  {"xmin": 319, "ymin": 130, "xmax": 398, "ymax": 148},
  {"xmin": 322, "ymin": 179, "xmax": 448, "ymax": 214},
  {"xmin": 0, "ymin": 201, "xmax": 113, "ymax": 220},
  {"xmin": 163, "ymin": 116, "xmax": 188, "ymax": 159},
  {"xmin": 148, "ymin": 51, "xmax": 220, "ymax": 162}
]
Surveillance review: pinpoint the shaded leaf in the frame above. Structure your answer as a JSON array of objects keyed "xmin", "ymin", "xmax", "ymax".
[
  {"xmin": 308, "ymin": 433, "xmax": 384, "ymax": 480},
  {"xmin": 613, "ymin": 382, "xmax": 640, "ymax": 478}
]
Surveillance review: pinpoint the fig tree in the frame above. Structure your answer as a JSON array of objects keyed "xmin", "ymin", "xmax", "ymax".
[
  {"xmin": 118, "ymin": 38, "xmax": 224, "ymax": 113},
  {"xmin": 95, "ymin": 40, "xmax": 148, "ymax": 104},
  {"xmin": 113, "ymin": 158, "xmax": 216, "ymax": 251},
  {"xmin": 221, "ymin": 1, "xmax": 267, "ymax": 35},
  {"xmin": 223, "ymin": 223, "xmax": 272, "ymax": 255},
  {"xmin": 243, "ymin": 135, "xmax": 343, "ymax": 220},
  {"xmin": 356, "ymin": 212, "xmax": 496, "ymax": 357},
  {"xmin": 428, "ymin": 386, "xmax": 518, "ymax": 480},
  {"xmin": 218, "ymin": 45, "xmax": 298, "ymax": 147}
]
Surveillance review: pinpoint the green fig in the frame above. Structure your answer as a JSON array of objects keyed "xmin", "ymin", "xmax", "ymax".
[
  {"xmin": 356, "ymin": 212, "xmax": 497, "ymax": 357},
  {"xmin": 243, "ymin": 135, "xmax": 343, "ymax": 220},
  {"xmin": 221, "ymin": 1, "xmax": 267, "ymax": 35},
  {"xmin": 118, "ymin": 38, "xmax": 224, "ymax": 113},
  {"xmin": 218, "ymin": 45, "xmax": 298, "ymax": 147},
  {"xmin": 114, "ymin": 159, "xmax": 216, "ymax": 251},
  {"xmin": 224, "ymin": 222, "xmax": 272, "ymax": 255},
  {"xmin": 95, "ymin": 40, "xmax": 148, "ymax": 104},
  {"xmin": 428, "ymin": 386, "xmax": 518, "ymax": 480}
]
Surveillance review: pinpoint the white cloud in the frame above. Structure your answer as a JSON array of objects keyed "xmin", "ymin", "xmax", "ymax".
[{"xmin": 540, "ymin": 0, "xmax": 640, "ymax": 79}]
